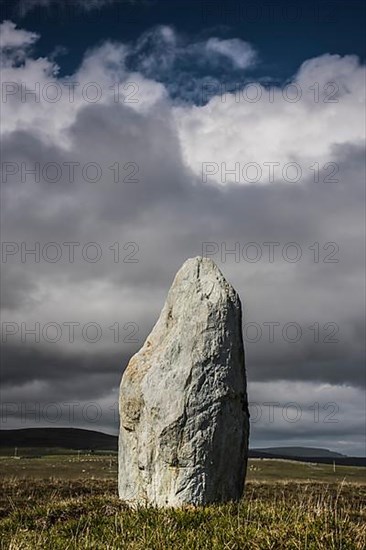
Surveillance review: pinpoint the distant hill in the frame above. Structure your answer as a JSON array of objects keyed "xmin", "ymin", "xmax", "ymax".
[
  {"xmin": 1, "ymin": 428, "xmax": 364, "ymax": 466},
  {"xmin": 248, "ymin": 447, "xmax": 366, "ymax": 467},
  {"xmin": 0, "ymin": 428, "xmax": 117, "ymax": 451},
  {"xmin": 252, "ymin": 447, "xmax": 346, "ymax": 458}
]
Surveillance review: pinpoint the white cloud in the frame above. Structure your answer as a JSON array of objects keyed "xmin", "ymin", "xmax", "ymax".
[
  {"xmin": 0, "ymin": 29, "xmax": 167, "ymax": 145},
  {"xmin": 0, "ymin": 20, "xmax": 39, "ymax": 63},
  {"xmin": 127, "ymin": 26, "xmax": 258, "ymax": 102},
  {"xmin": 206, "ymin": 37, "xmax": 257, "ymax": 69},
  {"xmin": 16, "ymin": 0, "xmax": 117, "ymax": 16},
  {"xmin": 174, "ymin": 53, "xmax": 365, "ymax": 185}
]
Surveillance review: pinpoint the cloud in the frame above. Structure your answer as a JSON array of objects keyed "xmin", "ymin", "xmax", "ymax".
[
  {"xmin": 126, "ymin": 26, "xmax": 257, "ymax": 103},
  {"xmin": 1, "ymin": 22, "xmax": 365, "ymax": 452},
  {"xmin": 248, "ymin": 381, "xmax": 366, "ymax": 455},
  {"xmin": 174, "ymin": 53, "xmax": 365, "ymax": 184},
  {"xmin": 0, "ymin": 20, "xmax": 39, "ymax": 65},
  {"xmin": 15, "ymin": 0, "xmax": 125, "ymax": 17},
  {"xmin": 0, "ymin": 20, "xmax": 38, "ymax": 49},
  {"xmin": 205, "ymin": 37, "xmax": 257, "ymax": 69},
  {"xmin": 131, "ymin": 27, "xmax": 256, "ymax": 74}
]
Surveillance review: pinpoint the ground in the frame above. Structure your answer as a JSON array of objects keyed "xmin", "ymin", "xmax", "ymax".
[{"xmin": 0, "ymin": 453, "xmax": 365, "ymax": 549}]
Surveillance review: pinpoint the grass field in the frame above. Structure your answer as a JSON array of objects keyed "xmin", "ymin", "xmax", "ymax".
[{"xmin": 0, "ymin": 454, "xmax": 365, "ymax": 549}]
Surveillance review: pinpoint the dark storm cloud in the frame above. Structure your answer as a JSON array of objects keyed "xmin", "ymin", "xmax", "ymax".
[
  {"xmin": 2, "ymin": 138, "xmax": 365, "ymax": 392},
  {"xmin": 0, "ymin": 344, "xmax": 131, "ymax": 389},
  {"xmin": 0, "ymin": 267, "xmax": 39, "ymax": 310}
]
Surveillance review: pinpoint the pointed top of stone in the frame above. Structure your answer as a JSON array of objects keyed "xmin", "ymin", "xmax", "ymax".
[
  {"xmin": 168, "ymin": 256, "xmax": 239, "ymax": 307},
  {"xmin": 180, "ymin": 255, "xmax": 217, "ymax": 269},
  {"xmin": 175, "ymin": 255, "xmax": 226, "ymax": 277}
]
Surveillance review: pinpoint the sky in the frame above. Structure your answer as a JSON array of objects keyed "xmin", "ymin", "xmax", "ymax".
[{"xmin": 0, "ymin": 0, "xmax": 365, "ymax": 455}]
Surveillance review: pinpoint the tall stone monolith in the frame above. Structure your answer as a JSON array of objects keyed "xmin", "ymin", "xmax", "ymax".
[{"xmin": 118, "ymin": 256, "xmax": 249, "ymax": 507}]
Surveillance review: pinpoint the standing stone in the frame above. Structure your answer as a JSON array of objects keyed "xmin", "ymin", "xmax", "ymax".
[{"xmin": 118, "ymin": 256, "xmax": 249, "ymax": 507}]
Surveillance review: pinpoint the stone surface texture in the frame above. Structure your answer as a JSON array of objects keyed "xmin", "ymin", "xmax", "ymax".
[{"xmin": 118, "ymin": 256, "xmax": 249, "ymax": 507}]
